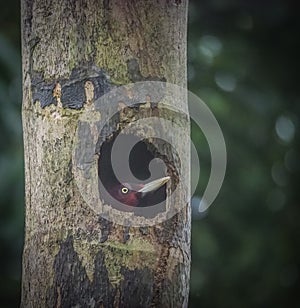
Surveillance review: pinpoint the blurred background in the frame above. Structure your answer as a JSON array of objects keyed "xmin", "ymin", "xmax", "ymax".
[{"xmin": 0, "ymin": 0, "xmax": 299, "ymax": 307}]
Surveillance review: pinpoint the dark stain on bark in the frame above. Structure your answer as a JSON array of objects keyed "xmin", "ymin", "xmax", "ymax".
[
  {"xmin": 46, "ymin": 236, "xmax": 116, "ymax": 307},
  {"xmin": 46, "ymin": 235, "xmax": 162, "ymax": 307},
  {"xmin": 119, "ymin": 267, "xmax": 154, "ymax": 308},
  {"xmin": 31, "ymin": 65, "xmax": 111, "ymax": 109}
]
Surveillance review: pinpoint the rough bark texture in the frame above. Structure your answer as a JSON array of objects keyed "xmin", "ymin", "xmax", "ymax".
[{"xmin": 21, "ymin": 0, "xmax": 190, "ymax": 307}]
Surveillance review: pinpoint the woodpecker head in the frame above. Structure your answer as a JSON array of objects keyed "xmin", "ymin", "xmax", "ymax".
[{"xmin": 108, "ymin": 176, "xmax": 170, "ymax": 207}]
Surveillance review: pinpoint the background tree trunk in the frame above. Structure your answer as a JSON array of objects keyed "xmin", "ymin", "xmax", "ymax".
[{"xmin": 21, "ymin": 0, "xmax": 190, "ymax": 307}]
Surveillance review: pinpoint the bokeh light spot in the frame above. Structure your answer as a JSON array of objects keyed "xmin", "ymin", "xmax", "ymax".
[{"xmin": 275, "ymin": 115, "xmax": 295, "ymax": 143}]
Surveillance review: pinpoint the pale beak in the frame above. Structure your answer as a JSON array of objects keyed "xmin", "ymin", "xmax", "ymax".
[{"xmin": 138, "ymin": 176, "xmax": 170, "ymax": 194}]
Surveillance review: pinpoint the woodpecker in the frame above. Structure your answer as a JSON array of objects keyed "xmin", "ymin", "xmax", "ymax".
[{"xmin": 107, "ymin": 176, "xmax": 170, "ymax": 207}]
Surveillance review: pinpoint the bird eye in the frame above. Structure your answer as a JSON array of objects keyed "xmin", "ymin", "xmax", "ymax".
[{"xmin": 121, "ymin": 187, "xmax": 129, "ymax": 194}]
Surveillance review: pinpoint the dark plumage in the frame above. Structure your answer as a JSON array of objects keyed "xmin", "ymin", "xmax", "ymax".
[{"xmin": 107, "ymin": 177, "xmax": 170, "ymax": 207}]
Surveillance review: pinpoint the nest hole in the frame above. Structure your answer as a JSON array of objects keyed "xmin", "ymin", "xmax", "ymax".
[{"xmin": 98, "ymin": 133, "xmax": 172, "ymax": 216}]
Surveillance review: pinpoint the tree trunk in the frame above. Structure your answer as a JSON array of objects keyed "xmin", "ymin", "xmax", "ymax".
[{"xmin": 21, "ymin": 0, "xmax": 190, "ymax": 307}]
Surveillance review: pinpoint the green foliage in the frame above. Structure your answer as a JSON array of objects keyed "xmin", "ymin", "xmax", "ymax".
[
  {"xmin": 0, "ymin": 18, "xmax": 23, "ymax": 308},
  {"xmin": 0, "ymin": 0, "xmax": 299, "ymax": 307},
  {"xmin": 189, "ymin": 0, "xmax": 300, "ymax": 306}
]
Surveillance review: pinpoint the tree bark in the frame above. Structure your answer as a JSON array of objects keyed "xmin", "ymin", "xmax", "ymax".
[{"xmin": 21, "ymin": 0, "xmax": 190, "ymax": 307}]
